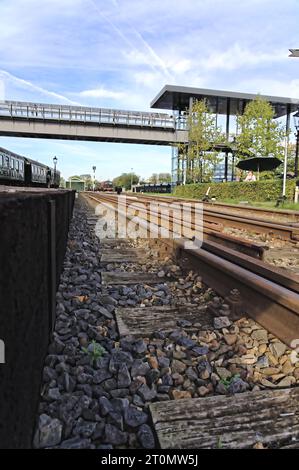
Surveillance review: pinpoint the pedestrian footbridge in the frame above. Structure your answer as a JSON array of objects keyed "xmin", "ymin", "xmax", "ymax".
[{"xmin": 0, "ymin": 101, "xmax": 188, "ymax": 145}]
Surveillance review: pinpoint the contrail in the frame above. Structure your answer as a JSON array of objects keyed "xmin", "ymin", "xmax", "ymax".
[
  {"xmin": 132, "ymin": 29, "xmax": 172, "ymax": 80},
  {"xmin": 0, "ymin": 70, "xmax": 81, "ymax": 105},
  {"xmin": 88, "ymin": 0, "xmax": 167, "ymax": 77},
  {"xmin": 107, "ymin": 0, "xmax": 171, "ymax": 79}
]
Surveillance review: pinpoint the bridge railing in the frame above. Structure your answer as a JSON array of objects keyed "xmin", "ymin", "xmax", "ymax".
[{"xmin": 0, "ymin": 101, "xmax": 186, "ymax": 130}]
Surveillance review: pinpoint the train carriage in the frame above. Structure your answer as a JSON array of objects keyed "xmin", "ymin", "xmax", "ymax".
[
  {"xmin": 0, "ymin": 147, "xmax": 25, "ymax": 185},
  {"xmin": 0, "ymin": 146, "xmax": 60, "ymax": 188}
]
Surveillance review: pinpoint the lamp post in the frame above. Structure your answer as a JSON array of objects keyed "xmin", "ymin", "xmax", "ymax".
[
  {"xmin": 53, "ymin": 156, "xmax": 58, "ymax": 173},
  {"xmin": 53, "ymin": 156, "xmax": 58, "ymax": 187},
  {"xmin": 293, "ymin": 113, "xmax": 299, "ymax": 178},
  {"xmin": 92, "ymin": 166, "xmax": 96, "ymax": 191},
  {"xmin": 130, "ymin": 168, "xmax": 133, "ymax": 191},
  {"xmin": 230, "ymin": 137, "xmax": 237, "ymax": 181}
]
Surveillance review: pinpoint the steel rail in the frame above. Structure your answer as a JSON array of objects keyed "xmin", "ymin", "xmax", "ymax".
[
  {"xmin": 129, "ymin": 193, "xmax": 299, "ymax": 240},
  {"xmin": 86, "ymin": 192, "xmax": 266, "ymax": 258},
  {"xmin": 83, "ymin": 192, "xmax": 299, "ymax": 346}
]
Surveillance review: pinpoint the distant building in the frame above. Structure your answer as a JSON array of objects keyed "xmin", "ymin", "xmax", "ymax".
[{"xmin": 66, "ymin": 176, "xmax": 85, "ymax": 191}]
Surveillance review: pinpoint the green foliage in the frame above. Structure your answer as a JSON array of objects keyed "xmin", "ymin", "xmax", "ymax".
[
  {"xmin": 113, "ymin": 172, "xmax": 139, "ymax": 190},
  {"xmin": 184, "ymin": 99, "xmax": 223, "ymax": 183},
  {"xmin": 219, "ymin": 374, "xmax": 240, "ymax": 389},
  {"xmin": 82, "ymin": 340, "xmax": 106, "ymax": 365},
  {"xmin": 236, "ymin": 96, "xmax": 287, "ymax": 160},
  {"xmin": 174, "ymin": 179, "xmax": 296, "ymax": 202},
  {"xmin": 149, "ymin": 172, "xmax": 171, "ymax": 183}
]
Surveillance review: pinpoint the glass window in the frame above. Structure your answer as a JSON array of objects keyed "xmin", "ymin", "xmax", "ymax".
[
  {"xmin": 11, "ymin": 159, "xmax": 15, "ymax": 170},
  {"xmin": 16, "ymin": 160, "xmax": 19, "ymax": 171},
  {"xmin": 5, "ymin": 156, "xmax": 9, "ymax": 167}
]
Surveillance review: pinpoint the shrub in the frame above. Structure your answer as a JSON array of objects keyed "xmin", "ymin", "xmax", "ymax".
[{"xmin": 173, "ymin": 179, "xmax": 296, "ymax": 202}]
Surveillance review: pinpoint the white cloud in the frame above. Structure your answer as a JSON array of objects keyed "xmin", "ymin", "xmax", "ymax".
[
  {"xmin": 199, "ymin": 44, "xmax": 287, "ymax": 72},
  {"xmin": 238, "ymin": 78, "xmax": 299, "ymax": 100},
  {"xmin": 79, "ymin": 87, "xmax": 126, "ymax": 100}
]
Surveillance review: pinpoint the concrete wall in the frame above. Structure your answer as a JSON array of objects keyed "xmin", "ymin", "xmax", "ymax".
[{"xmin": 0, "ymin": 189, "xmax": 75, "ymax": 448}]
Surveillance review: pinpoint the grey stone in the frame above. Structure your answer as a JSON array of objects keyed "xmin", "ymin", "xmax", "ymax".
[
  {"xmin": 192, "ymin": 346, "xmax": 209, "ymax": 356},
  {"xmin": 108, "ymin": 411, "xmax": 124, "ymax": 430},
  {"xmin": 43, "ymin": 366, "xmax": 57, "ymax": 383},
  {"xmin": 93, "ymin": 369, "xmax": 112, "ymax": 384},
  {"xmin": 110, "ymin": 398, "xmax": 129, "ymax": 414},
  {"xmin": 104, "ymin": 424, "xmax": 128, "ymax": 446},
  {"xmin": 228, "ymin": 377, "xmax": 250, "ymax": 394},
  {"xmin": 73, "ymin": 419, "xmax": 97, "ymax": 437},
  {"xmin": 117, "ymin": 363, "xmax": 131, "ymax": 388},
  {"xmin": 176, "ymin": 337, "xmax": 196, "ymax": 349},
  {"xmin": 216, "ymin": 382, "xmax": 228, "ymax": 395},
  {"xmin": 124, "ymin": 406, "xmax": 148, "ymax": 428},
  {"xmin": 171, "ymin": 359, "xmax": 186, "ymax": 374},
  {"xmin": 131, "ymin": 359, "xmax": 150, "ymax": 377},
  {"xmin": 137, "ymin": 424, "xmax": 155, "ymax": 449},
  {"xmin": 99, "ymin": 396, "xmax": 113, "ymax": 416},
  {"xmin": 34, "ymin": 414, "xmax": 62, "ymax": 448},
  {"xmin": 47, "ymin": 387, "xmax": 61, "ymax": 401},
  {"xmin": 60, "ymin": 437, "xmax": 92, "ymax": 449},
  {"xmin": 133, "ymin": 339, "xmax": 147, "ymax": 354},
  {"xmin": 213, "ymin": 316, "xmax": 232, "ymax": 329},
  {"xmin": 138, "ymin": 384, "xmax": 157, "ymax": 401},
  {"xmin": 109, "ymin": 350, "xmax": 134, "ymax": 373},
  {"xmin": 92, "ymin": 422, "xmax": 105, "ymax": 440},
  {"xmin": 98, "ymin": 306, "xmax": 113, "ymax": 319},
  {"xmin": 110, "ymin": 388, "xmax": 130, "ymax": 398}
]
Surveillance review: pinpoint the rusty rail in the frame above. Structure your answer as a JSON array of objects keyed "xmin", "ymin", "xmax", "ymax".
[{"xmin": 83, "ymin": 192, "xmax": 299, "ymax": 346}]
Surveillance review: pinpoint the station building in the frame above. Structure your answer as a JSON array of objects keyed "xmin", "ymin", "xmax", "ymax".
[{"xmin": 150, "ymin": 85, "xmax": 299, "ymax": 185}]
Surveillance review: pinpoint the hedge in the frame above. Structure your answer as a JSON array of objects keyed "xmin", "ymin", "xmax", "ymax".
[{"xmin": 173, "ymin": 179, "xmax": 296, "ymax": 202}]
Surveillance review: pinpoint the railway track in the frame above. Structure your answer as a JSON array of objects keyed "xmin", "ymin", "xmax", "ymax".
[
  {"xmin": 75, "ymin": 193, "xmax": 299, "ymax": 449},
  {"xmin": 83, "ymin": 192, "xmax": 299, "ymax": 347},
  {"xmin": 127, "ymin": 193, "xmax": 299, "ymax": 241},
  {"xmin": 131, "ymin": 193, "xmax": 299, "ymax": 224}
]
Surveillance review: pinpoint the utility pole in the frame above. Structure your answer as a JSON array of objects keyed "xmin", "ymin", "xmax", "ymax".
[
  {"xmin": 130, "ymin": 168, "xmax": 133, "ymax": 191},
  {"xmin": 92, "ymin": 166, "xmax": 96, "ymax": 191}
]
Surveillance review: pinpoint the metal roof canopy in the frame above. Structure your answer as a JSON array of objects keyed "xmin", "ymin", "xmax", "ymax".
[{"xmin": 150, "ymin": 85, "xmax": 299, "ymax": 118}]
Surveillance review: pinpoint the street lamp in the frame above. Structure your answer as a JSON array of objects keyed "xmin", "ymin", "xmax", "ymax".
[
  {"xmin": 53, "ymin": 156, "xmax": 58, "ymax": 172},
  {"xmin": 230, "ymin": 137, "xmax": 237, "ymax": 181},
  {"xmin": 293, "ymin": 113, "xmax": 299, "ymax": 178},
  {"xmin": 92, "ymin": 166, "xmax": 96, "ymax": 191},
  {"xmin": 130, "ymin": 168, "xmax": 133, "ymax": 192}
]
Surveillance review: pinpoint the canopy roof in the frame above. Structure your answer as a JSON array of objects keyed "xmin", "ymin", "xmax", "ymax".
[{"xmin": 150, "ymin": 85, "xmax": 299, "ymax": 118}]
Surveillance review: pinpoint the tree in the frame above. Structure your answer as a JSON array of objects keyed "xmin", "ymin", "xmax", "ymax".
[
  {"xmin": 236, "ymin": 96, "xmax": 287, "ymax": 161},
  {"xmin": 149, "ymin": 173, "xmax": 159, "ymax": 184},
  {"xmin": 149, "ymin": 172, "xmax": 171, "ymax": 183},
  {"xmin": 113, "ymin": 172, "xmax": 139, "ymax": 190},
  {"xmin": 158, "ymin": 173, "xmax": 171, "ymax": 183},
  {"xmin": 187, "ymin": 99, "xmax": 223, "ymax": 183}
]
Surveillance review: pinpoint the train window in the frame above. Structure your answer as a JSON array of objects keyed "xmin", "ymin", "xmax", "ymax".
[
  {"xmin": 16, "ymin": 160, "xmax": 19, "ymax": 171},
  {"xmin": 20, "ymin": 162, "xmax": 23, "ymax": 171},
  {"xmin": 11, "ymin": 159, "xmax": 15, "ymax": 170},
  {"xmin": 4, "ymin": 156, "xmax": 9, "ymax": 167}
]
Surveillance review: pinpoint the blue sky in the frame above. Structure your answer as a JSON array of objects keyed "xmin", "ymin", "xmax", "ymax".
[{"xmin": 0, "ymin": 0, "xmax": 299, "ymax": 180}]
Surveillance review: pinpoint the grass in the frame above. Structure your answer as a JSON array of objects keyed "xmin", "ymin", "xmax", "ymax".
[
  {"xmin": 209, "ymin": 198, "xmax": 299, "ymax": 211},
  {"xmin": 138, "ymin": 192, "xmax": 299, "ymax": 211}
]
